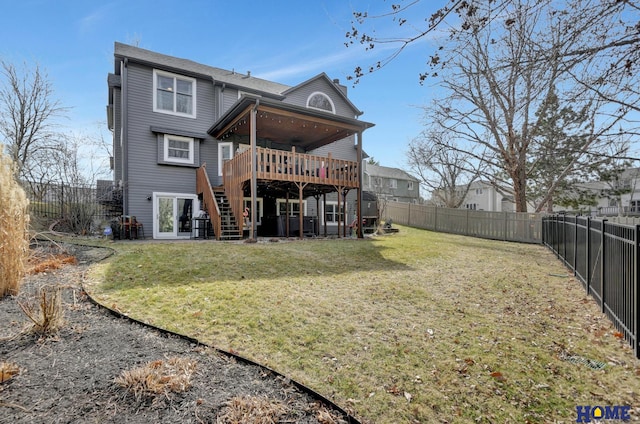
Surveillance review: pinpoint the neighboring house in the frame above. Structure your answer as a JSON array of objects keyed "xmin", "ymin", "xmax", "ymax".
[
  {"xmin": 106, "ymin": 42, "xmax": 374, "ymax": 240},
  {"xmin": 362, "ymin": 162, "xmax": 420, "ymax": 204},
  {"xmin": 568, "ymin": 168, "xmax": 640, "ymax": 216},
  {"xmin": 431, "ymin": 180, "xmax": 515, "ymax": 212}
]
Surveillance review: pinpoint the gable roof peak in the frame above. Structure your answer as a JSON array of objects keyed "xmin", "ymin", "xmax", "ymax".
[{"xmin": 283, "ymin": 72, "xmax": 362, "ymax": 116}]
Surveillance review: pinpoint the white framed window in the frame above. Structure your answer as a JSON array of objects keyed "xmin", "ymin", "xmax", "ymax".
[
  {"xmin": 323, "ymin": 201, "xmax": 345, "ymax": 225},
  {"xmin": 163, "ymin": 135, "xmax": 194, "ymax": 164},
  {"xmin": 276, "ymin": 199, "xmax": 307, "ymax": 216},
  {"xmin": 476, "ymin": 188, "xmax": 483, "ymax": 195},
  {"xmin": 306, "ymin": 91, "xmax": 335, "ymax": 113},
  {"xmin": 408, "ymin": 181, "xmax": 414, "ymax": 191},
  {"xmin": 153, "ymin": 69, "xmax": 196, "ymax": 118},
  {"xmin": 465, "ymin": 203, "xmax": 477, "ymax": 210},
  {"xmin": 389, "ymin": 179, "xmax": 397, "ymax": 189},
  {"xmin": 218, "ymin": 142, "xmax": 234, "ymax": 176},
  {"xmin": 374, "ymin": 177, "xmax": 382, "ymax": 187}
]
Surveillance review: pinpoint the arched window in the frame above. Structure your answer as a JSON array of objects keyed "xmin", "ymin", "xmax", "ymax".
[{"xmin": 306, "ymin": 92, "xmax": 335, "ymax": 113}]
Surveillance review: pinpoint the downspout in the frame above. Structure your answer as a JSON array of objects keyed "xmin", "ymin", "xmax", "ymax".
[
  {"xmin": 211, "ymin": 77, "xmax": 217, "ymax": 120},
  {"xmin": 121, "ymin": 58, "xmax": 129, "ymax": 215},
  {"xmin": 250, "ymin": 99, "xmax": 259, "ymax": 240}
]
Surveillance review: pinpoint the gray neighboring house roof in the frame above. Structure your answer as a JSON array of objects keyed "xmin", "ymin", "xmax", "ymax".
[{"xmin": 364, "ymin": 163, "xmax": 419, "ymax": 182}]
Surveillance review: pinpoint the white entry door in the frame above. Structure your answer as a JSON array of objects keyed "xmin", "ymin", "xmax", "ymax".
[{"xmin": 153, "ymin": 193, "xmax": 199, "ymax": 239}]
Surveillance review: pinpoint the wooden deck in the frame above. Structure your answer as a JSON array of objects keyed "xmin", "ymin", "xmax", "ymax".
[{"xmin": 198, "ymin": 148, "xmax": 359, "ymax": 240}]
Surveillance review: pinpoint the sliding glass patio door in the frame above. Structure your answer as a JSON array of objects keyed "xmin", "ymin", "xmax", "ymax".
[{"xmin": 153, "ymin": 193, "xmax": 198, "ymax": 239}]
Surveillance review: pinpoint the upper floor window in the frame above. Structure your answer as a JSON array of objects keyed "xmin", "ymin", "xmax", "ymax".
[
  {"xmin": 164, "ymin": 135, "xmax": 194, "ymax": 164},
  {"xmin": 389, "ymin": 179, "xmax": 397, "ymax": 189},
  {"xmin": 476, "ymin": 188, "xmax": 483, "ymax": 195},
  {"xmin": 153, "ymin": 70, "xmax": 196, "ymax": 118},
  {"xmin": 408, "ymin": 181, "xmax": 414, "ymax": 191},
  {"xmin": 306, "ymin": 92, "xmax": 335, "ymax": 113}
]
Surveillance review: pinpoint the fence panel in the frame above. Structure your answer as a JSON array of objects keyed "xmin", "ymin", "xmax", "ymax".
[
  {"xmin": 385, "ymin": 202, "xmax": 543, "ymax": 244},
  {"xmin": 588, "ymin": 219, "xmax": 604, "ymax": 307},
  {"xmin": 602, "ymin": 222, "xmax": 637, "ymax": 347},
  {"xmin": 24, "ymin": 180, "xmax": 121, "ymax": 234},
  {"xmin": 574, "ymin": 217, "xmax": 589, "ymax": 291},
  {"xmin": 542, "ymin": 216, "xmax": 638, "ymax": 358}
]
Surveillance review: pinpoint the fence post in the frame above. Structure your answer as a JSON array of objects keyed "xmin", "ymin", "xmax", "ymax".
[
  {"xmin": 573, "ymin": 217, "xmax": 578, "ymax": 275},
  {"xmin": 504, "ymin": 212, "xmax": 508, "ymax": 241},
  {"xmin": 434, "ymin": 206, "xmax": 438, "ymax": 232},
  {"xmin": 562, "ymin": 214, "xmax": 567, "ymax": 262},
  {"xmin": 601, "ymin": 219, "xmax": 607, "ymax": 314},
  {"xmin": 466, "ymin": 208, "xmax": 470, "ymax": 235},
  {"xmin": 60, "ymin": 183, "xmax": 65, "ymax": 219},
  {"xmin": 635, "ymin": 224, "xmax": 640, "ymax": 359},
  {"xmin": 632, "ymin": 225, "xmax": 640, "ymax": 359},
  {"xmin": 586, "ymin": 217, "xmax": 591, "ymax": 296},
  {"xmin": 408, "ymin": 202, "xmax": 411, "ymax": 227}
]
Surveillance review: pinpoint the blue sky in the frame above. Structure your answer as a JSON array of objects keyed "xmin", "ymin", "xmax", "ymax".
[{"xmin": 0, "ymin": 0, "xmax": 440, "ymax": 171}]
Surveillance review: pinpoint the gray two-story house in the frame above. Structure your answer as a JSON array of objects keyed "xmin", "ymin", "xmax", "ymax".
[
  {"xmin": 362, "ymin": 162, "xmax": 420, "ymax": 204},
  {"xmin": 107, "ymin": 42, "xmax": 373, "ymax": 240}
]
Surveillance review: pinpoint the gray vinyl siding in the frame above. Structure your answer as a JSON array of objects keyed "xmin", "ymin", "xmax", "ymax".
[
  {"xmin": 282, "ymin": 78, "xmax": 355, "ymax": 118},
  {"xmin": 309, "ymin": 136, "xmax": 357, "ymax": 162},
  {"xmin": 222, "ymin": 88, "xmax": 240, "ymax": 112},
  {"xmin": 123, "ymin": 62, "xmax": 221, "ymax": 232}
]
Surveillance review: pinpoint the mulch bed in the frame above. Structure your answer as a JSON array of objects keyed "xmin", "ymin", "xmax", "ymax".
[{"xmin": 0, "ymin": 242, "xmax": 352, "ymax": 424}]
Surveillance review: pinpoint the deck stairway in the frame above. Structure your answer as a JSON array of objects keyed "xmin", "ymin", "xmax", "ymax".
[{"xmin": 212, "ymin": 188, "xmax": 242, "ymax": 241}]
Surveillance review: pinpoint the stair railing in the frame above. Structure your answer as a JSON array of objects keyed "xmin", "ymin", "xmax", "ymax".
[{"xmin": 196, "ymin": 164, "xmax": 222, "ymax": 240}]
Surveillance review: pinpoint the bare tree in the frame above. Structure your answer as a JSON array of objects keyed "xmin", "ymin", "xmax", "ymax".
[
  {"xmin": 0, "ymin": 61, "xmax": 67, "ymax": 181},
  {"xmin": 407, "ymin": 130, "xmax": 482, "ymax": 208},
  {"xmin": 419, "ymin": 1, "xmax": 633, "ymax": 211},
  {"xmin": 346, "ymin": 0, "xmax": 640, "ymax": 91}
]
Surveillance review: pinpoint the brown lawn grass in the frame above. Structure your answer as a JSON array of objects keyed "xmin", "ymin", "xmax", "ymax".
[{"xmin": 86, "ymin": 227, "xmax": 640, "ymax": 423}]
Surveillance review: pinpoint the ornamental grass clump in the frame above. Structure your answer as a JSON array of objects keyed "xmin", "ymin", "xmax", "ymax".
[
  {"xmin": 18, "ymin": 285, "xmax": 65, "ymax": 335},
  {"xmin": 0, "ymin": 151, "xmax": 30, "ymax": 298},
  {"xmin": 114, "ymin": 357, "xmax": 197, "ymax": 400}
]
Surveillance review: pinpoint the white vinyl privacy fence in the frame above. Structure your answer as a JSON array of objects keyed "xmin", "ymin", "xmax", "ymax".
[{"xmin": 385, "ymin": 202, "xmax": 544, "ymax": 244}]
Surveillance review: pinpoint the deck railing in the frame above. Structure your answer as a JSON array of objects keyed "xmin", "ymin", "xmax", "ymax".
[
  {"xmin": 226, "ymin": 147, "xmax": 360, "ymax": 188},
  {"xmin": 196, "ymin": 164, "xmax": 222, "ymax": 240}
]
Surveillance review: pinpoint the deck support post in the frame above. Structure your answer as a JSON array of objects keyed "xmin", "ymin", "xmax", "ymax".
[
  {"xmin": 323, "ymin": 192, "xmax": 327, "ymax": 237},
  {"xmin": 285, "ymin": 193, "xmax": 290, "ymax": 237},
  {"xmin": 342, "ymin": 188, "xmax": 350, "ymax": 238},
  {"xmin": 295, "ymin": 182, "xmax": 308, "ymax": 240},
  {"xmin": 250, "ymin": 101, "xmax": 258, "ymax": 240}
]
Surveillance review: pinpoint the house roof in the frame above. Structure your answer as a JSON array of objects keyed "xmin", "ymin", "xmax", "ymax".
[
  {"xmin": 113, "ymin": 42, "xmax": 290, "ymax": 98},
  {"xmin": 364, "ymin": 163, "xmax": 419, "ymax": 182},
  {"xmin": 208, "ymin": 95, "xmax": 374, "ymax": 150}
]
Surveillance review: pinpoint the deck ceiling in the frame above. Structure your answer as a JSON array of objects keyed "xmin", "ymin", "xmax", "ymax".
[{"xmin": 208, "ymin": 97, "xmax": 374, "ymax": 151}]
